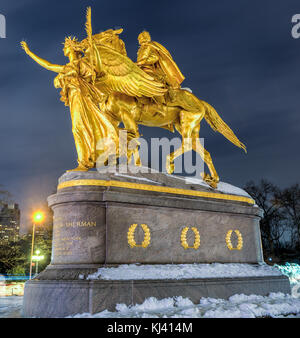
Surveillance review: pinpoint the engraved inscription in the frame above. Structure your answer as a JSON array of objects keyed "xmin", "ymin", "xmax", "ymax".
[
  {"xmin": 65, "ymin": 221, "xmax": 97, "ymax": 227},
  {"xmin": 53, "ymin": 219, "xmax": 97, "ymax": 256}
]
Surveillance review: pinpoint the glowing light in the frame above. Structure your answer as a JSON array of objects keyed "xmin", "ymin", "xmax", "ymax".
[
  {"xmin": 32, "ymin": 252, "xmax": 44, "ymax": 261},
  {"xmin": 33, "ymin": 211, "xmax": 44, "ymax": 223}
]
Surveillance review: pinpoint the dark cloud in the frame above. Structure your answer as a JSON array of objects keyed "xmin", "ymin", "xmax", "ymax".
[{"xmin": 0, "ymin": 0, "xmax": 300, "ymax": 230}]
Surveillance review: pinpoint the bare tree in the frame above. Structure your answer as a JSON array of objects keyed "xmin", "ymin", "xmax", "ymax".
[
  {"xmin": 244, "ymin": 180, "xmax": 286, "ymax": 256},
  {"xmin": 273, "ymin": 184, "xmax": 300, "ymax": 250}
]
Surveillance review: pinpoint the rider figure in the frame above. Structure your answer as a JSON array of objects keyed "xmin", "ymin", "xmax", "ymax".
[{"xmin": 137, "ymin": 31, "xmax": 185, "ymax": 93}]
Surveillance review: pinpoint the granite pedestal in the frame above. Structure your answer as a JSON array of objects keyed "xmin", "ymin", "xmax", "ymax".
[{"xmin": 23, "ymin": 167, "xmax": 291, "ymax": 317}]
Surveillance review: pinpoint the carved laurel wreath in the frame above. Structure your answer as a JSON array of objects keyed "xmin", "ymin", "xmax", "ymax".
[
  {"xmin": 127, "ymin": 223, "xmax": 151, "ymax": 248},
  {"xmin": 225, "ymin": 230, "xmax": 243, "ymax": 250},
  {"xmin": 181, "ymin": 227, "xmax": 201, "ymax": 250}
]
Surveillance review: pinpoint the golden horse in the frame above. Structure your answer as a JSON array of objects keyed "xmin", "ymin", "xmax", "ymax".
[{"xmin": 98, "ymin": 88, "xmax": 246, "ymax": 189}]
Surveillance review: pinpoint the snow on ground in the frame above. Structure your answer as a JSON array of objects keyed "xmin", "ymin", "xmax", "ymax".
[
  {"xmin": 76, "ymin": 263, "xmax": 300, "ymax": 318},
  {"xmin": 87, "ymin": 263, "xmax": 282, "ymax": 280},
  {"xmin": 1, "ymin": 264, "xmax": 300, "ymax": 318},
  {"xmin": 81, "ymin": 263, "xmax": 300, "ymax": 318},
  {"xmin": 0, "ymin": 296, "xmax": 23, "ymax": 318},
  {"xmin": 70, "ymin": 293, "xmax": 300, "ymax": 318},
  {"xmin": 2, "ymin": 291, "xmax": 300, "ymax": 318}
]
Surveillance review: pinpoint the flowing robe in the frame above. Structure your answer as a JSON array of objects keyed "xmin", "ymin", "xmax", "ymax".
[{"xmin": 54, "ymin": 58, "xmax": 118, "ymax": 168}]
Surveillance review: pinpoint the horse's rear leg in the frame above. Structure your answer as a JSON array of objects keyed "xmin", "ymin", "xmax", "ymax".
[
  {"xmin": 166, "ymin": 141, "xmax": 193, "ymax": 174},
  {"xmin": 166, "ymin": 110, "xmax": 198, "ymax": 174},
  {"xmin": 166, "ymin": 110, "xmax": 203, "ymax": 174},
  {"xmin": 191, "ymin": 126, "xmax": 219, "ymax": 188}
]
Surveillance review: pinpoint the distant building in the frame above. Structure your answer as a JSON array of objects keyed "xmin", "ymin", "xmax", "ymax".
[{"xmin": 0, "ymin": 204, "xmax": 20, "ymax": 243}]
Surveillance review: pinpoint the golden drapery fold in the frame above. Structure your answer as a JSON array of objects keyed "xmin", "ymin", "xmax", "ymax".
[
  {"xmin": 54, "ymin": 61, "xmax": 119, "ymax": 169},
  {"xmin": 145, "ymin": 41, "xmax": 185, "ymax": 88}
]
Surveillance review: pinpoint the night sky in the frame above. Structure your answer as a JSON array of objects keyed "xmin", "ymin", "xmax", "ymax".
[{"xmin": 0, "ymin": 0, "xmax": 300, "ymax": 231}]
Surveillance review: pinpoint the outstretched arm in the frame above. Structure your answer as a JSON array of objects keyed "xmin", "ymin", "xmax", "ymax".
[{"xmin": 20, "ymin": 41, "xmax": 64, "ymax": 73}]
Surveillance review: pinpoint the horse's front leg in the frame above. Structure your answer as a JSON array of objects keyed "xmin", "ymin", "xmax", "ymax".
[
  {"xmin": 130, "ymin": 138, "xmax": 142, "ymax": 167},
  {"xmin": 120, "ymin": 111, "xmax": 142, "ymax": 166}
]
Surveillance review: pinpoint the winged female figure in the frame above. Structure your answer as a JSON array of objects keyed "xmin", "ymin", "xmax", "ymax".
[{"xmin": 21, "ymin": 8, "xmax": 167, "ymax": 171}]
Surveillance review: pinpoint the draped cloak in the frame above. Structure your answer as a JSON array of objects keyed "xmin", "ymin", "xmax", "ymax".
[{"xmin": 142, "ymin": 41, "xmax": 185, "ymax": 88}]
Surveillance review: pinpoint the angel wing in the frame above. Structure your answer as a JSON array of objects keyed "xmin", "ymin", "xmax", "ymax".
[{"xmin": 93, "ymin": 44, "xmax": 167, "ymax": 97}]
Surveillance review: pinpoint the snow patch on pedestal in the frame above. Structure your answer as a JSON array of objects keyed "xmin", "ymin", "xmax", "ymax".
[
  {"xmin": 114, "ymin": 172, "xmax": 161, "ymax": 184},
  {"xmin": 87, "ymin": 263, "xmax": 283, "ymax": 281},
  {"xmin": 184, "ymin": 177, "xmax": 252, "ymax": 198}
]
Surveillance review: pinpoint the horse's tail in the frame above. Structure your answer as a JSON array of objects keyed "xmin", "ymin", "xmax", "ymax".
[{"xmin": 202, "ymin": 100, "xmax": 247, "ymax": 153}]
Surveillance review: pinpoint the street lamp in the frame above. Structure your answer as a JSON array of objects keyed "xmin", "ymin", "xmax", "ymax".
[
  {"xmin": 32, "ymin": 250, "xmax": 44, "ymax": 276},
  {"xmin": 29, "ymin": 211, "xmax": 44, "ymax": 280}
]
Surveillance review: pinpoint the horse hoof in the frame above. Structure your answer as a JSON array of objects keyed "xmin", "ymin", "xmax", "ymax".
[
  {"xmin": 66, "ymin": 166, "xmax": 89, "ymax": 172},
  {"xmin": 134, "ymin": 159, "xmax": 142, "ymax": 167},
  {"xmin": 201, "ymin": 172, "xmax": 218, "ymax": 189},
  {"xmin": 166, "ymin": 163, "xmax": 175, "ymax": 175}
]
